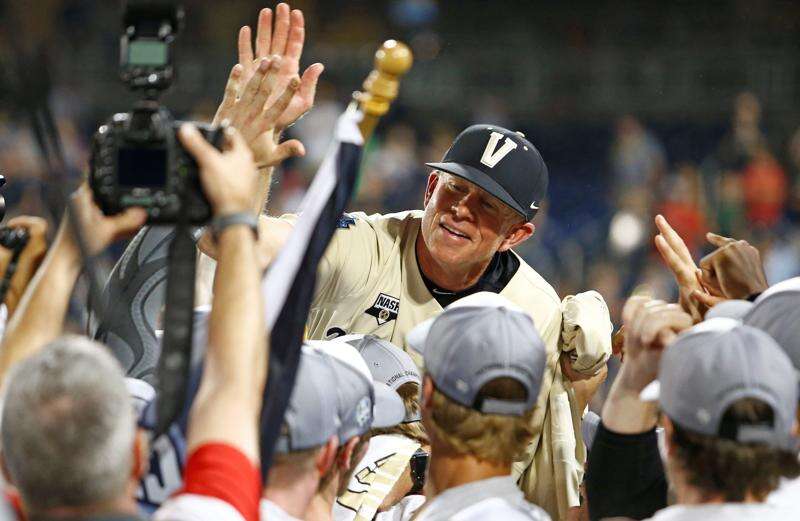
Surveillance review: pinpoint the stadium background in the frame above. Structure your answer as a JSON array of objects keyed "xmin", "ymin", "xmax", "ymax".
[{"xmin": 1, "ymin": 1, "xmax": 799, "ymax": 403}]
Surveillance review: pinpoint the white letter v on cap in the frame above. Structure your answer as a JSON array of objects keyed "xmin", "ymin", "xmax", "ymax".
[{"xmin": 480, "ymin": 131, "xmax": 518, "ymax": 169}]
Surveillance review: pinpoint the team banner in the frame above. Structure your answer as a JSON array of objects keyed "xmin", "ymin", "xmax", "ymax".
[{"xmin": 258, "ymin": 109, "xmax": 364, "ymax": 475}]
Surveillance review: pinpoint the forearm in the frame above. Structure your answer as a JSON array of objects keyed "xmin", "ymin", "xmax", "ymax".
[
  {"xmin": 189, "ymin": 225, "xmax": 266, "ymax": 461},
  {"xmin": 586, "ymin": 423, "xmax": 667, "ymax": 520},
  {"xmin": 600, "ymin": 364, "xmax": 659, "ymax": 434},
  {"xmin": 253, "ymin": 166, "xmax": 274, "ymax": 215},
  {"xmin": 0, "ymin": 230, "xmax": 81, "ymax": 383}
]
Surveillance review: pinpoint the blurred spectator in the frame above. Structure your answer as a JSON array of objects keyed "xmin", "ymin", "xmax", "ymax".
[
  {"xmin": 610, "ymin": 115, "xmax": 666, "ymax": 197},
  {"xmin": 715, "ymin": 92, "xmax": 767, "ymax": 171},
  {"xmin": 657, "ymin": 163, "xmax": 708, "ymax": 257},
  {"xmin": 742, "ymin": 146, "xmax": 788, "ymax": 229}
]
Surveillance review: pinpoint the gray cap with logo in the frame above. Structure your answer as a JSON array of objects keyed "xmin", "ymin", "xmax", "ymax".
[
  {"xmin": 701, "ymin": 277, "xmax": 800, "ymax": 374},
  {"xmin": 341, "ymin": 334, "xmax": 422, "ymax": 423},
  {"xmin": 307, "ymin": 339, "xmax": 406, "ymax": 440},
  {"xmin": 406, "ymin": 292, "xmax": 547, "ymax": 416},
  {"xmin": 274, "ymin": 347, "xmax": 341, "ymax": 453},
  {"xmin": 641, "ymin": 318, "xmax": 798, "ymax": 451}
]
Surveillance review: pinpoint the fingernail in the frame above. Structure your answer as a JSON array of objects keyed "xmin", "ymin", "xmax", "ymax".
[
  {"xmin": 232, "ymin": 64, "xmax": 243, "ymax": 75},
  {"xmin": 290, "ymin": 77, "xmax": 300, "ymax": 89},
  {"xmin": 220, "ymin": 118, "xmax": 231, "ymax": 128},
  {"xmin": 259, "ymin": 58, "xmax": 269, "ymax": 71}
]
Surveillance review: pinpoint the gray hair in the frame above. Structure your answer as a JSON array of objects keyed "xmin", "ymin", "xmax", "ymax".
[{"xmin": 1, "ymin": 335, "xmax": 136, "ymax": 511}]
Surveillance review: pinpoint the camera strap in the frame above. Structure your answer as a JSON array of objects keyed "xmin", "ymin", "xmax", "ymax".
[{"xmin": 154, "ymin": 134, "xmax": 197, "ymax": 437}]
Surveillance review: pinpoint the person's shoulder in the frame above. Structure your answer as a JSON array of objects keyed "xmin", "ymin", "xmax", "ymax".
[
  {"xmin": 453, "ymin": 497, "xmax": 551, "ymax": 520},
  {"xmin": 340, "ymin": 210, "xmax": 421, "ymax": 239},
  {"xmin": 505, "ymin": 253, "xmax": 561, "ymax": 309}
]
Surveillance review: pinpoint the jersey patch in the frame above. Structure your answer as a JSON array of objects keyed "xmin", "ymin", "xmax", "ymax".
[
  {"xmin": 336, "ymin": 215, "xmax": 356, "ymax": 229},
  {"xmin": 365, "ymin": 293, "xmax": 400, "ymax": 325}
]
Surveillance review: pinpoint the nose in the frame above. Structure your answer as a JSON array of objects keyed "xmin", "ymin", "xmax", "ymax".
[{"xmin": 451, "ymin": 192, "xmax": 477, "ymax": 221}]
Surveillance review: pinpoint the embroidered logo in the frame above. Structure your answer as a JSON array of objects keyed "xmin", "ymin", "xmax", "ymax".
[
  {"xmin": 480, "ymin": 131, "xmax": 518, "ymax": 168},
  {"xmin": 336, "ymin": 214, "xmax": 356, "ymax": 229},
  {"xmin": 365, "ymin": 292, "xmax": 400, "ymax": 325}
]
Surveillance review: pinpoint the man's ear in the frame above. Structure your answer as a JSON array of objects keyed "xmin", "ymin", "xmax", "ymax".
[
  {"xmin": 423, "ymin": 172, "xmax": 441, "ymax": 207},
  {"xmin": 339, "ymin": 436, "xmax": 361, "ymax": 472},
  {"xmin": 132, "ymin": 428, "xmax": 150, "ymax": 480},
  {"xmin": 316, "ymin": 435, "xmax": 340, "ymax": 476},
  {"xmin": 498, "ymin": 222, "xmax": 535, "ymax": 252},
  {"xmin": 421, "ymin": 376, "xmax": 435, "ymax": 412}
]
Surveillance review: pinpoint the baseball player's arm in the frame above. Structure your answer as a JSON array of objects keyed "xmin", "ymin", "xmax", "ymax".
[{"xmin": 0, "ymin": 186, "xmax": 146, "ymax": 387}]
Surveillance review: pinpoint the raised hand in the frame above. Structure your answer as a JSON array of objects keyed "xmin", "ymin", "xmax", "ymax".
[
  {"xmin": 653, "ymin": 214, "xmax": 717, "ymax": 321},
  {"xmin": 619, "ymin": 296, "xmax": 692, "ymax": 393},
  {"xmin": 698, "ymin": 232, "xmax": 768, "ymax": 300},
  {"xmin": 67, "ymin": 185, "xmax": 147, "ymax": 256},
  {"xmin": 215, "ymin": 56, "xmax": 303, "ymax": 168},
  {"xmin": 214, "ymin": 4, "xmax": 324, "ymax": 132}
]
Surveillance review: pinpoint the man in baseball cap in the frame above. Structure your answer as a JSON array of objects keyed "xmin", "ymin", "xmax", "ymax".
[
  {"xmin": 334, "ymin": 335, "xmax": 427, "ymax": 521},
  {"xmin": 586, "ymin": 293, "xmax": 800, "ymax": 521},
  {"xmin": 401, "ymin": 292, "xmax": 551, "ymax": 520},
  {"xmin": 193, "ymin": 117, "xmax": 608, "ymax": 517},
  {"xmin": 304, "ymin": 339, "xmax": 405, "ymax": 521},
  {"xmin": 261, "ymin": 348, "xmax": 342, "ymax": 521}
]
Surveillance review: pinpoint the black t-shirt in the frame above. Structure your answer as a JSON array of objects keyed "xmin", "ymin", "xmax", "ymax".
[
  {"xmin": 585, "ymin": 422, "xmax": 668, "ymax": 520},
  {"xmin": 419, "ymin": 250, "xmax": 521, "ymax": 307}
]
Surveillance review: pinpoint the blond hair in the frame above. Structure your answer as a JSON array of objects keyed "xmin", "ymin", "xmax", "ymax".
[
  {"xmin": 425, "ymin": 378, "xmax": 534, "ymax": 464},
  {"xmin": 371, "ymin": 382, "xmax": 428, "ymax": 445}
]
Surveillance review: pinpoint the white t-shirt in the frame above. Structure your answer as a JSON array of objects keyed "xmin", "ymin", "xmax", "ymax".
[
  {"xmin": 259, "ymin": 499, "xmax": 303, "ymax": 521},
  {"xmin": 766, "ymin": 476, "xmax": 800, "ymax": 509},
  {"xmin": 646, "ymin": 502, "xmax": 793, "ymax": 521}
]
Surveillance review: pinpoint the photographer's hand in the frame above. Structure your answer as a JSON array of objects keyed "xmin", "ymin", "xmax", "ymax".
[
  {"xmin": 0, "ymin": 185, "xmax": 145, "ymax": 386},
  {"xmin": 0, "ymin": 216, "xmax": 48, "ymax": 317},
  {"xmin": 179, "ymin": 124, "xmax": 259, "ymax": 217}
]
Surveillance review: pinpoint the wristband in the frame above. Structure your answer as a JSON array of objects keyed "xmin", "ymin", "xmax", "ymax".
[{"xmin": 210, "ymin": 212, "xmax": 259, "ymax": 240}]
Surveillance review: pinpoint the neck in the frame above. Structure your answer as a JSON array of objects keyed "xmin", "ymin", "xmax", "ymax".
[
  {"xmin": 28, "ymin": 494, "xmax": 138, "ymax": 520},
  {"xmin": 415, "ymin": 233, "xmax": 491, "ymax": 292},
  {"xmin": 305, "ymin": 474, "xmax": 338, "ymax": 521},
  {"xmin": 671, "ymin": 467, "xmax": 762, "ymax": 505},
  {"xmin": 427, "ymin": 444, "xmax": 511, "ymax": 498},
  {"xmin": 263, "ymin": 469, "xmax": 319, "ymax": 519}
]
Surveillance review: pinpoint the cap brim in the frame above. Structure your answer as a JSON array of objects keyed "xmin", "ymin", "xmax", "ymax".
[
  {"xmin": 639, "ymin": 381, "xmax": 661, "ymax": 402},
  {"xmin": 406, "ymin": 317, "xmax": 435, "ymax": 356},
  {"xmin": 705, "ymin": 299, "xmax": 753, "ymax": 321},
  {"xmin": 372, "ymin": 382, "xmax": 406, "ymax": 428},
  {"xmin": 426, "ymin": 161, "xmax": 529, "ymax": 219}
]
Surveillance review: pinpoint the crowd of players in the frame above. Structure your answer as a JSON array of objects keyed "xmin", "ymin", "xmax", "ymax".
[{"xmin": 0, "ymin": 4, "xmax": 799, "ymax": 521}]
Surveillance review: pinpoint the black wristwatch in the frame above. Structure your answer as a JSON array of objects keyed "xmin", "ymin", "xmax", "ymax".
[
  {"xmin": 408, "ymin": 448, "xmax": 429, "ymax": 495},
  {"xmin": 210, "ymin": 212, "xmax": 259, "ymax": 240}
]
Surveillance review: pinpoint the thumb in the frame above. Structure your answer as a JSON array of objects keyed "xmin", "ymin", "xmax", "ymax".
[
  {"xmin": 109, "ymin": 207, "xmax": 148, "ymax": 236},
  {"xmin": 178, "ymin": 124, "xmax": 216, "ymax": 165},
  {"xmin": 706, "ymin": 232, "xmax": 735, "ymax": 248},
  {"xmin": 689, "ymin": 289, "xmax": 724, "ymax": 309},
  {"xmin": 272, "ymin": 139, "xmax": 306, "ymax": 163}
]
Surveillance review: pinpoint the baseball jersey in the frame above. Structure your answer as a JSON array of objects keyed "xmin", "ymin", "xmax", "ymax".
[
  {"xmin": 645, "ymin": 503, "xmax": 793, "ymax": 521},
  {"xmin": 284, "ymin": 210, "xmax": 566, "ymax": 513}
]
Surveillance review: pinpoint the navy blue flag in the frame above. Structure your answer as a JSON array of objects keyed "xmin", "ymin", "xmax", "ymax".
[{"xmin": 258, "ymin": 110, "xmax": 364, "ymax": 476}]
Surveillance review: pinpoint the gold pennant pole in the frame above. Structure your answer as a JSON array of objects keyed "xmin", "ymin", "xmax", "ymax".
[{"xmin": 351, "ymin": 39, "xmax": 414, "ymax": 141}]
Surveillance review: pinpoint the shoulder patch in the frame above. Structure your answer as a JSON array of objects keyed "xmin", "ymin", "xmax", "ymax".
[{"xmin": 336, "ymin": 214, "xmax": 356, "ymax": 229}]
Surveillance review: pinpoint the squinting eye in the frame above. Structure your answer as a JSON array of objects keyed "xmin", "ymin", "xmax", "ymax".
[{"xmin": 482, "ymin": 201, "xmax": 497, "ymax": 211}]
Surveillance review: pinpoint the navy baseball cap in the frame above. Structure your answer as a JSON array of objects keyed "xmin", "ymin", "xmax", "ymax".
[{"xmin": 426, "ymin": 124, "xmax": 548, "ymax": 221}]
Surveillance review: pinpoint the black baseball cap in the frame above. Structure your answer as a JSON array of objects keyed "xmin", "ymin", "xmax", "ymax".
[{"xmin": 426, "ymin": 124, "xmax": 548, "ymax": 221}]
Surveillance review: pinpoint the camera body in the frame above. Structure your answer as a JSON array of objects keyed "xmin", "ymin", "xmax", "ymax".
[
  {"xmin": 90, "ymin": 104, "xmax": 221, "ymax": 224},
  {"xmin": 89, "ymin": 0, "xmax": 219, "ymax": 225}
]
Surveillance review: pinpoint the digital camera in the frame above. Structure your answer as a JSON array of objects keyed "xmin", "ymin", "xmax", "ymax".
[{"xmin": 88, "ymin": 0, "xmax": 220, "ymax": 224}]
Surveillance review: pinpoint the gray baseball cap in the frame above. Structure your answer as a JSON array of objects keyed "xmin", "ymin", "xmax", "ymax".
[
  {"xmin": 640, "ymin": 318, "xmax": 798, "ymax": 451},
  {"xmin": 406, "ymin": 291, "xmax": 547, "ymax": 416},
  {"xmin": 274, "ymin": 347, "xmax": 341, "ymax": 453},
  {"xmin": 700, "ymin": 277, "xmax": 800, "ymax": 374},
  {"xmin": 341, "ymin": 334, "xmax": 423, "ymax": 423},
  {"xmin": 307, "ymin": 339, "xmax": 405, "ymax": 440}
]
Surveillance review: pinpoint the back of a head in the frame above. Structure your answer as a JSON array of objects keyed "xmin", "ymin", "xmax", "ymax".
[
  {"xmin": 651, "ymin": 320, "xmax": 800, "ymax": 501},
  {"xmin": 1, "ymin": 336, "xmax": 135, "ymax": 512}
]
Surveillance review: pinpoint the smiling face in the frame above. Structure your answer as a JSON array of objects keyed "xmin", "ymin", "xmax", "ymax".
[{"xmin": 418, "ymin": 171, "xmax": 534, "ymax": 276}]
